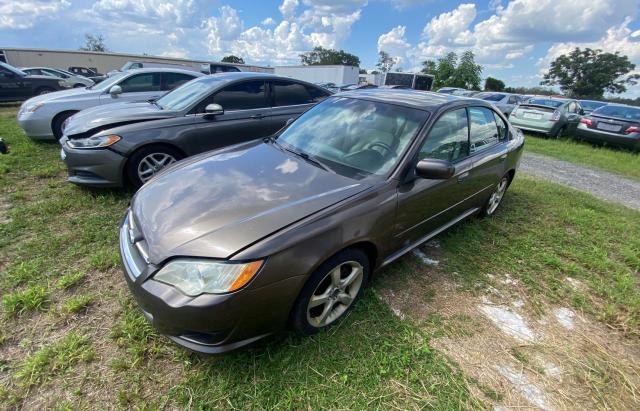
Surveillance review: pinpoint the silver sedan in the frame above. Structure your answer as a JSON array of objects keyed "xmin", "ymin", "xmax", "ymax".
[{"xmin": 16, "ymin": 68, "xmax": 203, "ymax": 140}]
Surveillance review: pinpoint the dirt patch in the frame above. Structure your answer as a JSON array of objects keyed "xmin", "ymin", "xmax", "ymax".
[
  {"xmin": 378, "ymin": 243, "xmax": 640, "ymax": 410},
  {"xmin": 0, "ymin": 195, "xmax": 10, "ymax": 225}
]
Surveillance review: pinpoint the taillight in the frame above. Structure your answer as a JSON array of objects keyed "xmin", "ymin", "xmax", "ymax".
[
  {"xmin": 580, "ymin": 118, "xmax": 592, "ymax": 127},
  {"xmin": 624, "ymin": 126, "xmax": 640, "ymax": 134},
  {"xmin": 551, "ymin": 110, "xmax": 560, "ymax": 121}
]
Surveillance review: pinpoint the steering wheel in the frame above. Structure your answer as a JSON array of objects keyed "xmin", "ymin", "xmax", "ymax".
[{"xmin": 367, "ymin": 141, "xmax": 394, "ymax": 157}]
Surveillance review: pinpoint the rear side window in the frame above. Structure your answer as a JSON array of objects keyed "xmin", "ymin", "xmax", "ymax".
[
  {"xmin": 119, "ymin": 73, "xmax": 161, "ymax": 92},
  {"xmin": 507, "ymin": 95, "xmax": 518, "ymax": 104},
  {"xmin": 493, "ymin": 111, "xmax": 508, "ymax": 140},
  {"xmin": 214, "ymin": 80, "xmax": 266, "ymax": 110},
  {"xmin": 162, "ymin": 73, "xmax": 195, "ymax": 90},
  {"xmin": 469, "ymin": 107, "xmax": 499, "ymax": 153},
  {"xmin": 272, "ymin": 81, "xmax": 318, "ymax": 106},
  {"xmin": 419, "ymin": 108, "xmax": 469, "ymax": 162}
]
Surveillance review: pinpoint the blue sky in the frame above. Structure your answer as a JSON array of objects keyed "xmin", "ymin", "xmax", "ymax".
[{"xmin": 2, "ymin": 0, "xmax": 639, "ymax": 96}]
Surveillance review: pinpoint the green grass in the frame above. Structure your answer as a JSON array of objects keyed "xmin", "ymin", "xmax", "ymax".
[
  {"xmin": 3, "ymin": 285, "xmax": 49, "ymax": 316},
  {"xmin": 525, "ymin": 134, "xmax": 640, "ymax": 181},
  {"xmin": 1, "ymin": 105, "xmax": 639, "ymax": 408},
  {"xmin": 61, "ymin": 295, "xmax": 94, "ymax": 313},
  {"xmin": 15, "ymin": 332, "xmax": 94, "ymax": 386}
]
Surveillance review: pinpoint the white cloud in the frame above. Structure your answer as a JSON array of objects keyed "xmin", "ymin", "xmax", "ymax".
[
  {"xmin": 0, "ymin": 0, "xmax": 70, "ymax": 29},
  {"xmin": 90, "ymin": 0, "xmax": 208, "ymax": 27},
  {"xmin": 422, "ymin": 3, "xmax": 475, "ymax": 46},
  {"xmin": 377, "ymin": 26, "xmax": 411, "ymax": 66},
  {"xmin": 279, "ymin": 0, "xmax": 299, "ymax": 18},
  {"xmin": 204, "ymin": 5, "xmax": 244, "ymax": 54},
  {"xmin": 262, "ymin": 17, "xmax": 276, "ymax": 26}
]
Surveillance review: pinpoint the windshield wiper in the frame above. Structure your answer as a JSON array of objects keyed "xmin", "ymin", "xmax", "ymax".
[
  {"xmin": 275, "ymin": 141, "xmax": 329, "ymax": 171},
  {"xmin": 148, "ymin": 99, "xmax": 163, "ymax": 110}
]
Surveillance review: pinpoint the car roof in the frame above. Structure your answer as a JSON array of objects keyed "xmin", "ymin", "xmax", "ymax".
[
  {"xmin": 193, "ymin": 72, "xmax": 325, "ymax": 86},
  {"xmin": 125, "ymin": 67, "xmax": 205, "ymax": 76},
  {"xmin": 336, "ymin": 88, "xmax": 491, "ymax": 111}
]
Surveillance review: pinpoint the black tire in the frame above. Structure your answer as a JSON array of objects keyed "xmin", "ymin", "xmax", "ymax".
[
  {"xmin": 35, "ymin": 87, "xmax": 55, "ymax": 95},
  {"xmin": 73, "ymin": 83, "xmax": 85, "ymax": 88},
  {"xmin": 479, "ymin": 173, "xmax": 511, "ymax": 218},
  {"xmin": 126, "ymin": 145, "xmax": 184, "ymax": 188},
  {"xmin": 290, "ymin": 248, "xmax": 370, "ymax": 336},
  {"xmin": 51, "ymin": 111, "xmax": 77, "ymax": 141},
  {"xmin": 552, "ymin": 126, "xmax": 565, "ymax": 139}
]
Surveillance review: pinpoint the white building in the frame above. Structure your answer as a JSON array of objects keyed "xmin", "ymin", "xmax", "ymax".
[
  {"xmin": 274, "ymin": 65, "xmax": 359, "ymax": 86},
  {"xmin": 0, "ymin": 47, "xmax": 273, "ymax": 74}
]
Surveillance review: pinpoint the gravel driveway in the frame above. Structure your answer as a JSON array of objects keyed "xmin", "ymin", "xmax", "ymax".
[{"xmin": 519, "ymin": 153, "xmax": 640, "ymax": 211}]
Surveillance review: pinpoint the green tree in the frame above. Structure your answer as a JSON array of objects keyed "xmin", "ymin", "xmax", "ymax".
[
  {"xmin": 79, "ymin": 34, "xmax": 108, "ymax": 52},
  {"xmin": 221, "ymin": 55, "xmax": 245, "ymax": 64},
  {"xmin": 420, "ymin": 60, "xmax": 437, "ymax": 76},
  {"xmin": 484, "ymin": 76, "xmax": 505, "ymax": 91},
  {"xmin": 452, "ymin": 51, "xmax": 482, "ymax": 90},
  {"xmin": 541, "ymin": 47, "xmax": 639, "ymax": 98},
  {"xmin": 376, "ymin": 51, "xmax": 395, "ymax": 73},
  {"xmin": 300, "ymin": 46, "xmax": 360, "ymax": 66},
  {"xmin": 434, "ymin": 52, "xmax": 457, "ymax": 88}
]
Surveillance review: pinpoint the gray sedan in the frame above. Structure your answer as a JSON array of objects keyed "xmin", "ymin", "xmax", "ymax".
[
  {"xmin": 17, "ymin": 68, "xmax": 202, "ymax": 140},
  {"xmin": 473, "ymin": 92, "xmax": 523, "ymax": 115},
  {"xmin": 60, "ymin": 73, "xmax": 331, "ymax": 187}
]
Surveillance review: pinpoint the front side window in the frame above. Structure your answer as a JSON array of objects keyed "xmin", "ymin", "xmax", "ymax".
[
  {"xmin": 469, "ymin": 107, "xmax": 499, "ymax": 153},
  {"xmin": 507, "ymin": 95, "xmax": 518, "ymax": 104},
  {"xmin": 419, "ymin": 108, "xmax": 469, "ymax": 162},
  {"xmin": 157, "ymin": 77, "xmax": 224, "ymax": 111},
  {"xmin": 277, "ymin": 97, "xmax": 427, "ymax": 177},
  {"xmin": 214, "ymin": 80, "xmax": 266, "ymax": 110},
  {"xmin": 119, "ymin": 73, "xmax": 161, "ymax": 93}
]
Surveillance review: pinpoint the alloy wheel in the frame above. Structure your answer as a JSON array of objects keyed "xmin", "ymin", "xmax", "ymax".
[
  {"xmin": 137, "ymin": 152, "xmax": 177, "ymax": 183},
  {"xmin": 486, "ymin": 177, "xmax": 508, "ymax": 215},
  {"xmin": 306, "ymin": 260, "xmax": 364, "ymax": 328}
]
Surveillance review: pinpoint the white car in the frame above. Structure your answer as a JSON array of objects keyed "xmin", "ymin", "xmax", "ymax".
[
  {"xmin": 21, "ymin": 67, "xmax": 94, "ymax": 88},
  {"xmin": 16, "ymin": 68, "xmax": 203, "ymax": 140}
]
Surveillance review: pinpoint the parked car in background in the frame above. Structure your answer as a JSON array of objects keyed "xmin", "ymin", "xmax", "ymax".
[
  {"xmin": 119, "ymin": 88, "xmax": 524, "ymax": 353},
  {"xmin": 455, "ymin": 90, "xmax": 478, "ymax": 97},
  {"xmin": 201, "ymin": 63, "xmax": 242, "ymax": 74},
  {"xmin": 509, "ymin": 97, "xmax": 583, "ymax": 138},
  {"xmin": 341, "ymin": 84, "xmax": 378, "ymax": 91},
  {"xmin": 576, "ymin": 104, "xmax": 640, "ymax": 151},
  {"xmin": 0, "ymin": 62, "xmax": 66, "ymax": 102},
  {"xmin": 437, "ymin": 87, "xmax": 466, "ymax": 94},
  {"xmin": 473, "ymin": 92, "xmax": 523, "ymax": 115},
  {"xmin": 20, "ymin": 67, "xmax": 94, "ymax": 88},
  {"xmin": 108, "ymin": 61, "xmax": 203, "ymax": 76},
  {"xmin": 17, "ymin": 68, "xmax": 202, "ymax": 140},
  {"xmin": 60, "ymin": 73, "xmax": 331, "ymax": 187},
  {"xmin": 579, "ymin": 99, "xmax": 607, "ymax": 115},
  {"xmin": 68, "ymin": 66, "xmax": 106, "ymax": 83}
]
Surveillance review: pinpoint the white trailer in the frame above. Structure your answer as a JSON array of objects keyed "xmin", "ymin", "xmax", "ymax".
[
  {"xmin": 274, "ymin": 65, "xmax": 359, "ymax": 86},
  {"xmin": 384, "ymin": 72, "xmax": 434, "ymax": 91}
]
